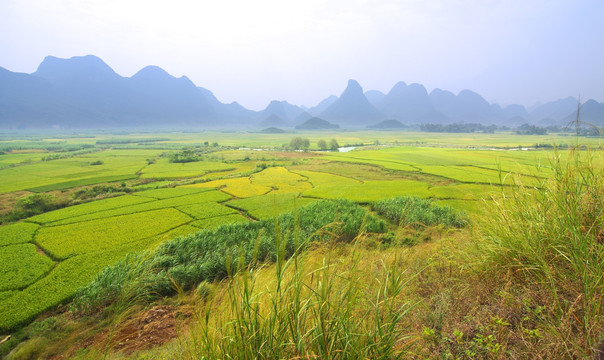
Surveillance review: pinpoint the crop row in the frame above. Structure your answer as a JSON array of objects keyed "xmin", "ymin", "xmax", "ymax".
[
  {"xmin": 27, "ymin": 174, "xmax": 137, "ymax": 192},
  {"xmin": 0, "ymin": 244, "xmax": 54, "ymax": 291},
  {"xmin": 303, "ymin": 179, "xmax": 431, "ymax": 203},
  {"xmin": 0, "ymin": 150, "xmax": 152, "ymax": 194},
  {"xmin": 130, "ymin": 186, "xmax": 211, "ymax": 199},
  {"xmin": 228, "ymin": 193, "xmax": 316, "ymax": 220},
  {"xmin": 47, "ymin": 190, "xmax": 230, "ymax": 226},
  {"xmin": 36, "ymin": 208, "xmax": 193, "ymax": 259},
  {"xmin": 27, "ymin": 194, "xmax": 155, "ymax": 224},
  {"xmin": 140, "ymin": 158, "xmax": 234, "ymax": 179},
  {"xmin": 291, "ymin": 169, "xmax": 361, "ymax": 187},
  {"xmin": 0, "ymin": 247, "xmax": 134, "ymax": 332},
  {"xmin": 177, "ymin": 202, "xmax": 238, "ymax": 219},
  {"xmin": 250, "ymin": 167, "xmax": 312, "ymax": 194},
  {"xmin": 0, "ymin": 222, "xmax": 39, "ymax": 246},
  {"xmin": 190, "ymin": 214, "xmax": 249, "ymax": 229},
  {"xmin": 0, "ymin": 221, "xmax": 208, "ymax": 332},
  {"xmin": 186, "ymin": 177, "xmax": 271, "ymax": 198}
]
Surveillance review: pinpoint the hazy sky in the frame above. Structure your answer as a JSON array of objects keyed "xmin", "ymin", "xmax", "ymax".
[{"xmin": 1, "ymin": 0, "xmax": 603, "ymax": 110}]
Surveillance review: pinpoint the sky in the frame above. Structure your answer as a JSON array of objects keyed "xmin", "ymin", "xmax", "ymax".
[{"xmin": 1, "ymin": 0, "xmax": 603, "ymax": 111}]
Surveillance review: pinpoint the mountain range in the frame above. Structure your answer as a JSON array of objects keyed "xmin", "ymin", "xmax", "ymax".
[{"xmin": 1, "ymin": 55, "xmax": 602, "ymax": 129}]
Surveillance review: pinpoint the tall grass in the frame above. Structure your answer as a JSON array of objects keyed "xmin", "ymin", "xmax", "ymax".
[
  {"xmin": 482, "ymin": 148, "xmax": 603, "ymax": 357},
  {"xmin": 177, "ymin": 237, "xmax": 416, "ymax": 359}
]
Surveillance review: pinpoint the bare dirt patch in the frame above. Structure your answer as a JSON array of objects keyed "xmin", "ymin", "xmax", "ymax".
[{"xmin": 109, "ymin": 305, "xmax": 193, "ymax": 354}]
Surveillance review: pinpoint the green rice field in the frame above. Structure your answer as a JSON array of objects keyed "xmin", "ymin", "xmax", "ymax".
[{"xmin": 0, "ymin": 130, "xmax": 601, "ymax": 332}]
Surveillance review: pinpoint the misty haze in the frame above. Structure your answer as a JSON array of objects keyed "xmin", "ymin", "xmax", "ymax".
[{"xmin": 0, "ymin": 1, "xmax": 602, "ymax": 359}]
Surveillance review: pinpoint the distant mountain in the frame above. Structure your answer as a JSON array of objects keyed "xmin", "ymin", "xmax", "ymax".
[
  {"xmin": 257, "ymin": 100, "xmax": 305, "ymax": 123},
  {"xmin": 259, "ymin": 114, "xmax": 287, "ymax": 128},
  {"xmin": 295, "ymin": 117, "xmax": 339, "ymax": 130},
  {"xmin": 319, "ymin": 80, "xmax": 383, "ymax": 126},
  {"xmin": 260, "ymin": 127, "xmax": 286, "ymax": 133},
  {"xmin": 364, "ymin": 90, "xmax": 386, "ymax": 105},
  {"xmin": 198, "ymin": 87, "xmax": 256, "ymax": 123},
  {"xmin": 0, "ymin": 66, "xmax": 70, "ymax": 128},
  {"xmin": 126, "ymin": 65, "xmax": 215, "ymax": 125},
  {"xmin": 1, "ymin": 54, "xmax": 601, "ymax": 129},
  {"xmin": 429, "ymin": 88, "xmax": 504, "ymax": 124},
  {"xmin": 367, "ymin": 119, "xmax": 407, "ymax": 129},
  {"xmin": 529, "ymin": 97, "xmax": 578, "ymax": 125},
  {"xmin": 376, "ymin": 82, "xmax": 447, "ymax": 124},
  {"xmin": 308, "ymin": 95, "xmax": 337, "ymax": 115},
  {"xmin": 292, "ymin": 111, "xmax": 313, "ymax": 125},
  {"xmin": 0, "ymin": 55, "xmax": 216, "ymax": 128},
  {"xmin": 562, "ymin": 99, "xmax": 604, "ymax": 127}
]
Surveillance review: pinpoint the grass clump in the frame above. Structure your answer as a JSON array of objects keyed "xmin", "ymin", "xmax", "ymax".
[
  {"xmin": 481, "ymin": 148, "xmax": 603, "ymax": 357},
  {"xmin": 373, "ymin": 196, "xmax": 468, "ymax": 229},
  {"xmin": 185, "ymin": 244, "xmax": 415, "ymax": 359}
]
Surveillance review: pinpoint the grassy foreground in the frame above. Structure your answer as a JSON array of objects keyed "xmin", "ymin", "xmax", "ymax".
[{"xmin": 2, "ymin": 148, "xmax": 603, "ymax": 359}]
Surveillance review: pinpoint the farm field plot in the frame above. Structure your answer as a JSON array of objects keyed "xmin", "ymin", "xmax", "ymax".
[
  {"xmin": 228, "ymin": 193, "xmax": 316, "ymax": 220},
  {"xmin": 47, "ymin": 190, "xmax": 230, "ymax": 226},
  {"xmin": 27, "ymin": 194, "xmax": 155, "ymax": 224},
  {"xmin": 429, "ymin": 183, "xmax": 497, "ymax": 200},
  {"xmin": 177, "ymin": 202, "xmax": 238, "ymax": 219},
  {"xmin": 0, "ymin": 130, "xmax": 599, "ymax": 335},
  {"xmin": 36, "ymin": 208, "xmax": 193, "ymax": 259},
  {"xmin": 303, "ymin": 179, "xmax": 432, "ymax": 203},
  {"xmin": 0, "ymin": 244, "xmax": 54, "ymax": 291},
  {"xmin": 202, "ymin": 162, "xmax": 257, "ymax": 180},
  {"xmin": 250, "ymin": 167, "xmax": 312, "ymax": 194},
  {"xmin": 291, "ymin": 170, "xmax": 362, "ymax": 187},
  {"xmin": 129, "ymin": 186, "xmax": 212, "ymax": 199},
  {"xmin": 291, "ymin": 161, "xmax": 411, "ymax": 182},
  {"xmin": 0, "ymin": 222, "xmax": 39, "ymax": 246},
  {"xmin": 184, "ymin": 177, "xmax": 272, "ymax": 198},
  {"xmin": 190, "ymin": 214, "xmax": 249, "ymax": 229},
  {"xmin": 0, "ymin": 149, "xmax": 158, "ymax": 193},
  {"xmin": 135, "ymin": 224, "xmax": 202, "ymax": 248},
  {"xmin": 320, "ymin": 152, "xmax": 420, "ymax": 172},
  {"xmin": 209, "ymin": 150, "xmax": 312, "ymax": 162},
  {"xmin": 0, "ymin": 247, "xmax": 141, "ymax": 331},
  {"xmin": 418, "ymin": 165, "xmax": 542, "ymax": 185},
  {"xmin": 0, "ymin": 152, "xmax": 62, "ymax": 169},
  {"xmin": 318, "ymin": 146, "xmax": 555, "ymax": 184},
  {"xmin": 140, "ymin": 158, "xmax": 234, "ymax": 178},
  {"xmin": 0, "ymin": 185, "xmax": 240, "ymax": 331}
]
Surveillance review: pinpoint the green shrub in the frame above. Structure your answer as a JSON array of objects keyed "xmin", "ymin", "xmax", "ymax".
[{"xmin": 373, "ymin": 196, "xmax": 467, "ymax": 228}]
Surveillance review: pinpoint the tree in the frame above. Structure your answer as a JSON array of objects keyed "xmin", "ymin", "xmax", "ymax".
[
  {"xmin": 317, "ymin": 139, "xmax": 328, "ymax": 151},
  {"xmin": 290, "ymin": 137, "xmax": 310, "ymax": 151},
  {"xmin": 329, "ymin": 138, "xmax": 339, "ymax": 151}
]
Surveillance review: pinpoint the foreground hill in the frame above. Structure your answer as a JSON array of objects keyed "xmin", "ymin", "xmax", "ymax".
[
  {"xmin": 368, "ymin": 119, "xmax": 407, "ymax": 129},
  {"xmin": 295, "ymin": 117, "xmax": 339, "ymax": 129}
]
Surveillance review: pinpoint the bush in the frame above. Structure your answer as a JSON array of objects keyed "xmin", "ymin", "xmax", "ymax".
[
  {"xmin": 373, "ymin": 196, "xmax": 467, "ymax": 229},
  {"xmin": 317, "ymin": 139, "xmax": 327, "ymax": 150},
  {"xmin": 289, "ymin": 137, "xmax": 310, "ymax": 151}
]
